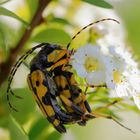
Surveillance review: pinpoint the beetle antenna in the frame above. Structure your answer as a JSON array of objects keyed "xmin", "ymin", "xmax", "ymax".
[
  {"xmin": 66, "ymin": 18, "xmax": 120, "ymax": 49},
  {"xmin": 7, "ymin": 43, "xmax": 48, "ymax": 111}
]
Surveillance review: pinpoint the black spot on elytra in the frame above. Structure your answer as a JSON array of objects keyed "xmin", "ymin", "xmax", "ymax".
[
  {"xmin": 36, "ymin": 80, "xmax": 40, "ymax": 86},
  {"xmin": 42, "ymin": 95, "xmax": 50, "ymax": 105}
]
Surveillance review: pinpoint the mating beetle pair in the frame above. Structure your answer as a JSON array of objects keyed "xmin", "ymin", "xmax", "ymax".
[
  {"xmin": 27, "ymin": 43, "xmax": 94, "ymax": 133},
  {"xmin": 7, "ymin": 18, "xmax": 133, "ymax": 133}
]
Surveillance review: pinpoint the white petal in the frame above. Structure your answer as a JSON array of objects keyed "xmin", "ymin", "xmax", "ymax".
[
  {"xmin": 129, "ymin": 74, "xmax": 140, "ymax": 92},
  {"xmin": 105, "ymin": 65, "xmax": 115, "ymax": 89},
  {"xmin": 106, "ymin": 77, "xmax": 115, "ymax": 89},
  {"xmin": 72, "ymin": 50, "xmax": 85, "ymax": 64},
  {"xmin": 72, "ymin": 62, "xmax": 87, "ymax": 77},
  {"xmin": 86, "ymin": 45, "xmax": 102, "ymax": 59},
  {"xmin": 117, "ymin": 84, "xmax": 129, "ymax": 97},
  {"xmin": 86, "ymin": 71, "xmax": 105, "ymax": 85}
]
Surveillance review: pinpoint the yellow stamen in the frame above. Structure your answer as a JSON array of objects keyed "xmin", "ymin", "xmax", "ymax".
[
  {"xmin": 113, "ymin": 71, "xmax": 122, "ymax": 84},
  {"xmin": 84, "ymin": 57, "xmax": 99, "ymax": 72}
]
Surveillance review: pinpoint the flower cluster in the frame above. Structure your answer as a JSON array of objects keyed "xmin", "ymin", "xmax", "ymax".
[{"xmin": 71, "ymin": 44, "xmax": 140, "ymax": 109}]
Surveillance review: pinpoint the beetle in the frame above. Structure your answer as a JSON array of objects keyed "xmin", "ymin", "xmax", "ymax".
[
  {"xmin": 7, "ymin": 18, "xmax": 133, "ymax": 133},
  {"xmin": 27, "ymin": 43, "xmax": 94, "ymax": 129}
]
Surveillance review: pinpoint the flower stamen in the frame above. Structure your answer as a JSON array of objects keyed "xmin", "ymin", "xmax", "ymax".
[
  {"xmin": 113, "ymin": 70, "xmax": 122, "ymax": 84},
  {"xmin": 84, "ymin": 57, "xmax": 99, "ymax": 72}
]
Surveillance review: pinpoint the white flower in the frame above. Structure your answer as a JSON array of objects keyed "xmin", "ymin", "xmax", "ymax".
[
  {"xmin": 105, "ymin": 46, "xmax": 140, "ymax": 97},
  {"xmin": 71, "ymin": 43, "xmax": 140, "ymax": 109},
  {"xmin": 105, "ymin": 46, "xmax": 140, "ymax": 109},
  {"xmin": 71, "ymin": 44, "xmax": 106, "ymax": 85},
  {"xmin": 105, "ymin": 46, "xmax": 128, "ymax": 96}
]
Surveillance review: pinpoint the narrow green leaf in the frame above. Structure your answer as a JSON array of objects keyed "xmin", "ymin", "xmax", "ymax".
[
  {"xmin": 31, "ymin": 28, "xmax": 71, "ymax": 45},
  {"xmin": 0, "ymin": 20, "xmax": 18, "ymax": 59},
  {"xmin": 0, "ymin": 7, "xmax": 29, "ymax": 27},
  {"xmin": 49, "ymin": 17, "xmax": 72, "ymax": 25},
  {"xmin": 28, "ymin": 118, "xmax": 50, "ymax": 140},
  {"xmin": 25, "ymin": 0, "xmax": 38, "ymax": 17},
  {"xmin": 0, "ymin": 28, "xmax": 6, "ymax": 50},
  {"xmin": 82, "ymin": 0, "xmax": 113, "ymax": 9},
  {"xmin": 8, "ymin": 115, "xmax": 29, "ymax": 140},
  {"xmin": 11, "ymin": 88, "xmax": 36, "ymax": 124}
]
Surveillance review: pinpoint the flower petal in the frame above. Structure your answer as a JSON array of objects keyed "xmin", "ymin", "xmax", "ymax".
[
  {"xmin": 72, "ymin": 62, "xmax": 87, "ymax": 77},
  {"xmin": 86, "ymin": 71, "xmax": 105, "ymax": 85}
]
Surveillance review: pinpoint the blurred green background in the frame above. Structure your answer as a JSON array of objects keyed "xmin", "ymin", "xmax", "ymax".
[{"xmin": 0, "ymin": 0, "xmax": 140, "ymax": 140}]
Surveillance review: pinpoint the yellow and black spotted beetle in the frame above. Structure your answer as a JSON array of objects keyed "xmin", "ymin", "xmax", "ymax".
[{"xmin": 7, "ymin": 18, "xmax": 134, "ymax": 133}]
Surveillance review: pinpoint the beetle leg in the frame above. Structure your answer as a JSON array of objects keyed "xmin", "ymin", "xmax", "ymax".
[
  {"xmin": 80, "ymin": 91, "xmax": 92, "ymax": 113},
  {"xmin": 60, "ymin": 94, "xmax": 84, "ymax": 115}
]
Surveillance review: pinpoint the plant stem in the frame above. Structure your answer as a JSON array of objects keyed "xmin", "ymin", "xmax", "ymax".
[{"xmin": 0, "ymin": 0, "xmax": 50, "ymax": 86}]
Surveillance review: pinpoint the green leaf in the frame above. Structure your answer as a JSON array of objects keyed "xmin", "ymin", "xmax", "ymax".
[
  {"xmin": 46, "ymin": 131, "xmax": 61, "ymax": 140},
  {"xmin": 0, "ymin": 7, "xmax": 29, "ymax": 27},
  {"xmin": 25, "ymin": 0, "xmax": 38, "ymax": 17},
  {"xmin": 0, "ymin": 28, "xmax": 6, "ymax": 50},
  {"xmin": 10, "ymin": 88, "xmax": 36, "ymax": 124},
  {"xmin": 0, "ymin": 21, "xmax": 17, "ymax": 58},
  {"xmin": 82, "ymin": 0, "xmax": 113, "ymax": 9},
  {"xmin": 8, "ymin": 115, "xmax": 29, "ymax": 140},
  {"xmin": 31, "ymin": 28, "xmax": 71, "ymax": 46},
  {"xmin": 49, "ymin": 17, "xmax": 72, "ymax": 25},
  {"xmin": 28, "ymin": 118, "xmax": 50, "ymax": 140},
  {"xmin": 119, "ymin": 102, "xmax": 140, "ymax": 114}
]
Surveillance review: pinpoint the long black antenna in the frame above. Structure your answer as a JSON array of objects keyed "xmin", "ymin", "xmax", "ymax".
[
  {"xmin": 66, "ymin": 18, "xmax": 120, "ymax": 49},
  {"xmin": 7, "ymin": 43, "xmax": 48, "ymax": 111}
]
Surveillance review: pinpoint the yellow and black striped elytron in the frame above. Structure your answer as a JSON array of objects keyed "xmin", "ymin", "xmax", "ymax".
[{"xmin": 7, "ymin": 18, "xmax": 133, "ymax": 133}]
